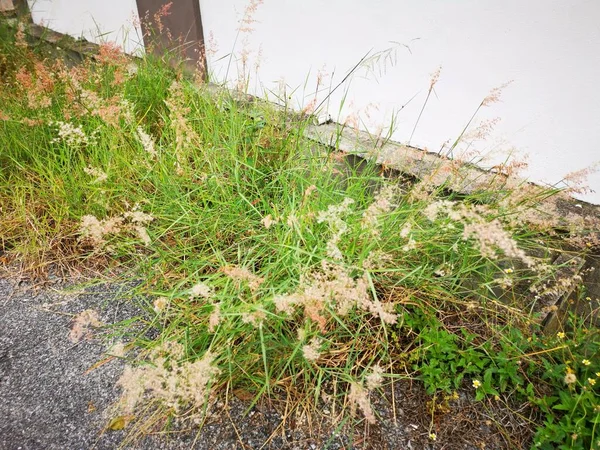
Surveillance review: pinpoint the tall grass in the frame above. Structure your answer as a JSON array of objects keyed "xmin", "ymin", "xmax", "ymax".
[{"xmin": 0, "ymin": 18, "xmax": 598, "ymax": 450}]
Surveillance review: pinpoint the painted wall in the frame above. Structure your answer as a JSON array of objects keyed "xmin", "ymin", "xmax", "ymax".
[
  {"xmin": 27, "ymin": 0, "xmax": 143, "ymax": 54},
  {"xmin": 200, "ymin": 0, "xmax": 600, "ymax": 204},
  {"xmin": 27, "ymin": 0, "xmax": 600, "ymax": 203}
]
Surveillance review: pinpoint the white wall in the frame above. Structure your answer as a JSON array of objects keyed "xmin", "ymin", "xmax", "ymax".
[
  {"xmin": 200, "ymin": 0, "xmax": 600, "ymax": 204},
  {"xmin": 27, "ymin": 0, "xmax": 143, "ymax": 54}
]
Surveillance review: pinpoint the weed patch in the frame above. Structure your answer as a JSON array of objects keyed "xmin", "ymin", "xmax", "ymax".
[{"xmin": 0, "ymin": 18, "xmax": 598, "ymax": 450}]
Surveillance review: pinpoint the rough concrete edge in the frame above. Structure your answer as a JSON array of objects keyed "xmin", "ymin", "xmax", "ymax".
[
  {"xmin": 304, "ymin": 123, "xmax": 600, "ymax": 224},
  {"xmin": 539, "ymin": 254, "xmax": 586, "ymax": 332},
  {"xmin": 0, "ymin": 0, "xmax": 14, "ymax": 13}
]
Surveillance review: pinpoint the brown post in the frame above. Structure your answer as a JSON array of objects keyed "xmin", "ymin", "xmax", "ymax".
[{"xmin": 135, "ymin": 0, "xmax": 207, "ymax": 78}]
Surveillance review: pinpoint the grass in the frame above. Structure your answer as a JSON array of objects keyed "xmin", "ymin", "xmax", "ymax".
[{"xmin": 0, "ymin": 17, "xmax": 599, "ymax": 450}]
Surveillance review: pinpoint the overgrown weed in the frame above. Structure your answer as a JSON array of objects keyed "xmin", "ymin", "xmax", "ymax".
[{"xmin": 0, "ymin": 17, "xmax": 598, "ymax": 450}]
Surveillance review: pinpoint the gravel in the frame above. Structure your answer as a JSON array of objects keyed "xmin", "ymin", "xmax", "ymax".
[
  {"xmin": 0, "ymin": 276, "xmax": 529, "ymax": 450},
  {"xmin": 0, "ymin": 278, "xmax": 136, "ymax": 449}
]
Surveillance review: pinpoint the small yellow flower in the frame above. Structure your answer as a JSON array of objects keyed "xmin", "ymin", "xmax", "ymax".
[
  {"xmin": 472, "ymin": 379, "xmax": 482, "ymax": 389},
  {"xmin": 504, "ymin": 268, "xmax": 514, "ymax": 274},
  {"xmin": 429, "ymin": 433, "xmax": 437, "ymax": 441},
  {"xmin": 582, "ymin": 359, "xmax": 591, "ymax": 366},
  {"xmin": 585, "ymin": 296, "xmax": 592, "ymax": 301},
  {"xmin": 557, "ymin": 332, "xmax": 565, "ymax": 339},
  {"xmin": 596, "ymin": 372, "xmax": 600, "ymax": 378},
  {"xmin": 588, "ymin": 378, "xmax": 596, "ymax": 386}
]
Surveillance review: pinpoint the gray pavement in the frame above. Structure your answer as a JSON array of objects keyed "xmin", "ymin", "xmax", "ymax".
[{"xmin": 0, "ymin": 278, "xmax": 137, "ymax": 449}]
